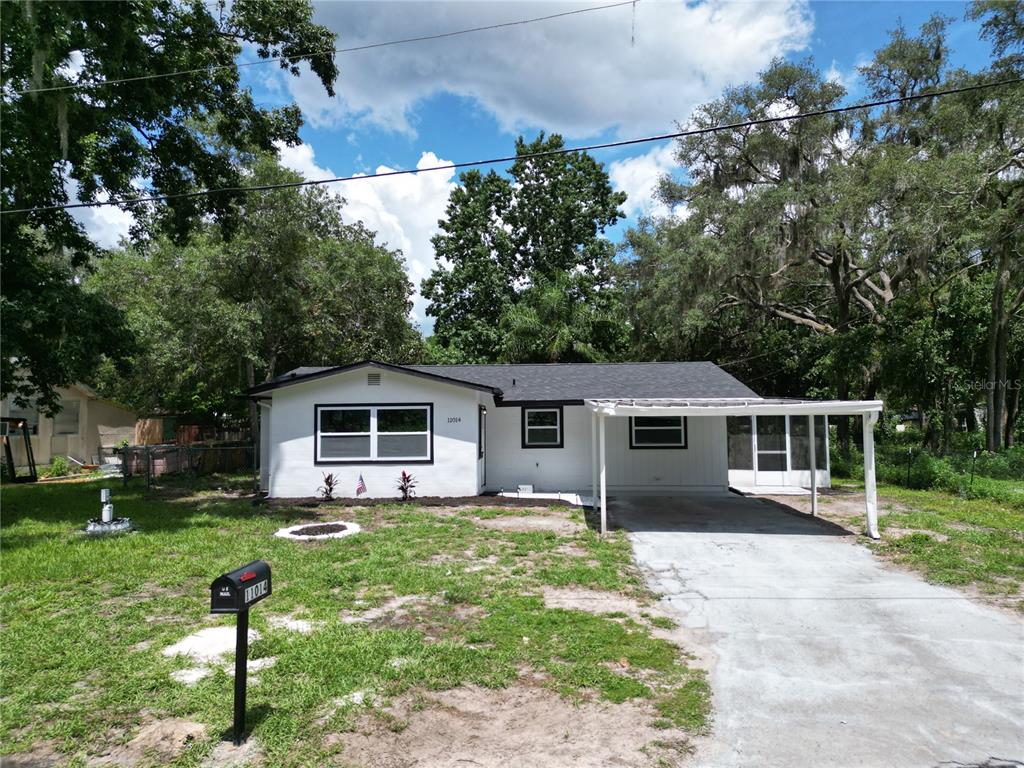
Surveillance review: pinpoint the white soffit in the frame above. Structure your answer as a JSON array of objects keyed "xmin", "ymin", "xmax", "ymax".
[{"xmin": 585, "ymin": 398, "xmax": 884, "ymax": 417}]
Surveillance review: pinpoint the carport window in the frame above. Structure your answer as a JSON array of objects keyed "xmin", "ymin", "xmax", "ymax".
[
  {"xmin": 727, "ymin": 416, "xmax": 753, "ymax": 469},
  {"xmin": 522, "ymin": 407, "xmax": 563, "ymax": 448},
  {"xmin": 316, "ymin": 404, "xmax": 432, "ymax": 463},
  {"xmin": 789, "ymin": 415, "xmax": 828, "ymax": 470},
  {"xmin": 629, "ymin": 416, "xmax": 687, "ymax": 449}
]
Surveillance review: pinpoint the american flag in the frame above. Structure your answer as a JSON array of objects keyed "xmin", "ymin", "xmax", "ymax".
[{"xmin": 355, "ymin": 474, "xmax": 367, "ymax": 496}]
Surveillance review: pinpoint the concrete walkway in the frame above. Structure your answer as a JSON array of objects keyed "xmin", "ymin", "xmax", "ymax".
[{"xmin": 613, "ymin": 494, "xmax": 1024, "ymax": 768}]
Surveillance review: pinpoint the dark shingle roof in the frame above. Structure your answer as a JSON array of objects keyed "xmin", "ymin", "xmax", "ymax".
[
  {"xmin": 408, "ymin": 363, "xmax": 758, "ymax": 400},
  {"xmin": 249, "ymin": 361, "xmax": 760, "ymax": 401}
]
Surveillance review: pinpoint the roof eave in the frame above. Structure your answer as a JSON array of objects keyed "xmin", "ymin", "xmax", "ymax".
[
  {"xmin": 244, "ymin": 360, "xmax": 504, "ymax": 397},
  {"xmin": 585, "ymin": 398, "xmax": 884, "ymax": 417}
]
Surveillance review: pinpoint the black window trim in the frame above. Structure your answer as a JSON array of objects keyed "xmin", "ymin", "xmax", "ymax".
[
  {"xmin": 628, "ymin": 415, "xmax": 688, "ymax": 449},
  {"xmin": 521, "ymin": 405, "xmax": 564, "ymax": 449},
  {"xmin": 478, "ymin": 405, "xmax": 486, "ymax": 459},
  {"xmin": 314, "ymin": 402, "xmax": 434, "ymax": 465}
]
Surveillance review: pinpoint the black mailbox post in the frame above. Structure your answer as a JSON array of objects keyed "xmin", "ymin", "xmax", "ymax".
[{"xmin": 210, "ymin": 560, "xmax": 271, "ymax": 745}]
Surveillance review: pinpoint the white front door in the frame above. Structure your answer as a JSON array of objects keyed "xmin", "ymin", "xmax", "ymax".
[{"xmin": 755, "ymin": 415, "xmax": 788, "ymax": 485}]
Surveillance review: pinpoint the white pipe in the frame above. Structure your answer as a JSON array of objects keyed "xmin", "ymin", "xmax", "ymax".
[
  {"xmin": 863, "ymin": 412, "xmax": 880, "ymax": 539},
  {"xmin": 599, "ymin": 414, "xmax": 607, "ymax": 537},
  {"xmin": 808, "ymin": 415, "xmax": 817, "ymax": 517},
  {"xmin": 591, "ymin": 410, "xmax": 598, "ymax": 512}
]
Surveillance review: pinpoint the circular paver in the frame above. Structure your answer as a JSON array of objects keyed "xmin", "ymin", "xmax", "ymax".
[{"xmin": 274, "ymin": 521, "xmax": 361, "ymax": 541}]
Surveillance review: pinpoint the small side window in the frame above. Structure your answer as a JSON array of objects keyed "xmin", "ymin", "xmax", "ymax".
[{"xmin": 522, "ymin": 407, "xmax": 563, "ymax": 448}]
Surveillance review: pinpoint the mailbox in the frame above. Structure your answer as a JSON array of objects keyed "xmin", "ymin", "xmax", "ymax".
[{"xmin": 210, "ymin": 560, "xmax": 272, "ymax": 614}]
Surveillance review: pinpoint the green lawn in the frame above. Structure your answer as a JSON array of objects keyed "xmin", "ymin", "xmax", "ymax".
[
  {"xmin": 832, "ymin": 479, "xmax": 1024, "ymax": 608},
  {"xmin": 0, "ymin": 476, "xmax": 707, "ymax": 766}
]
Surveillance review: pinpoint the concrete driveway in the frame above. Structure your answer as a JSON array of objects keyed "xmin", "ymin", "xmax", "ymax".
[{"xmin": 613, "ymin": 494, "xmax": 1024, "ymax": 768}]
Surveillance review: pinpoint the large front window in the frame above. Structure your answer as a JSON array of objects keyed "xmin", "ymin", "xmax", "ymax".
[{"xmin": 316, "ymin": 404, "xmax": 432, "ymax": 463}]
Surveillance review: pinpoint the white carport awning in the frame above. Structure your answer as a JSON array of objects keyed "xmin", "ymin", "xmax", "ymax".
[
  {"xmin": 585, "ymin": 398, "xmax": 883, "ymax": 417},
  {"xmin": 587, "ymin": 397, "xmax": 883, "ymax": 541}
]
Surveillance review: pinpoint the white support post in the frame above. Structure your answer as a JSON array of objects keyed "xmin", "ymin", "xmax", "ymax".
[
  {"xmin": 863, "ymin": 411, "xmax": 880, "ymax": 539},
  {"xmin": 591, "ymin": 410, "xmax": 598, "ymax": 512},
  {"xmin": 599, "ymin": 413, "xmax": 607, "ymax": 537},
  {"xmin": 808, "ymin": 414, "xmax": 818, "ymax": 517}
]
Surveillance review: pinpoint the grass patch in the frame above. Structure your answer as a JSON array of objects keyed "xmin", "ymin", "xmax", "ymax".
[
  {"xmin": 833, "ymin": 479, "xmax": 1024, "ymax": 605},
  {"xmin": 1, "ymin": 476, "xmax": 706, "ymax": 766}
]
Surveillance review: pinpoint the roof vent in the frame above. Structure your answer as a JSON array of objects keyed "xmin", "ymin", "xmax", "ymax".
[{"xmin": 367, "ymin": 372, "xmax": 381, "ymax": 386}]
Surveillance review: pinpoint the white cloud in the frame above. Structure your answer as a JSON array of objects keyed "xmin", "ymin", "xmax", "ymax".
[
  {"xmin": 824, "ymin": 54, "xmax": 869, "ymax": 96},
  {"xmin": 65, "ymin": 176, "xmax": 135, "ymax": 250},
  {"xmin": 276, "ymin": 142, "xmax": 456, "ymax": 328},
  {"xmin": 608, "ymin": 143, "xmax": 677, "ymax": 219},
  {"xmin": 271, "ymin": 0, "xmax": 812, "ymax": 139},
  {"xmin": 275, "ymin": 141, "xmax": 335, "ymax": 181},
  {"xmin": 55, "ymin": 50, "xmax": 85, "ymax": 82}
]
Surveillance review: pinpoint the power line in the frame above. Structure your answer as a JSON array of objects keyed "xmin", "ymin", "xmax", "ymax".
[
  {"xmin": 4, "ymin": 76, "xmax": 1022, "ymax": 217},
  {"xmin": 9, "ymin": 0, "xmax": 637, "ymax": 97}
]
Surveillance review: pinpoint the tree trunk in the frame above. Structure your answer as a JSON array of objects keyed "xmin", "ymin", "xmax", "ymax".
[
  {"xmin": 831, "ymin": 255, "xmax": 853, "ymax": 457},
  {"xmin": 1006, "ymin": 383, "xmax": 1019, "ymax": 449},
  {"xmin": 986, "ymin": 249, "xmax": 1011, "ymax": 451},
  {"xmin": 245, "ymin": 359, "xmax": 258, "ymax": 449},
  {"xmin": 1005, "ymin": 349, "xmax": 1021, "ymax": 449},
  {"xmin": 940, "ymin": 383, "xmax": 951, "ymax": 455}
]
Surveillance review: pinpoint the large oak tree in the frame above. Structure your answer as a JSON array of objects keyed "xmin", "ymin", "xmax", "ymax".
[{"xmin": 1, "ymin": 0, "xmax": 338, "ymax": 412}]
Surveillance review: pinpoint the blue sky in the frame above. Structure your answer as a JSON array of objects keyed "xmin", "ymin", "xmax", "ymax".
[{"xmin": 83, "ymin": 1, "xmax": 996, "ymax": 332}]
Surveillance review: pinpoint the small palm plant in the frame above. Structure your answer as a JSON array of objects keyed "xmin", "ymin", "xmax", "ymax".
[
  {"xmin": 317, "ymin": 472, "xmax": 339, "ymax": 501},
  {"xmin": 397, "ymin": 470, "xmax": 417, "ymax": 501}
]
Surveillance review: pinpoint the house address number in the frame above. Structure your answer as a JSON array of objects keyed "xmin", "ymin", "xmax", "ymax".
[
  {"xmin": 243, "ymin": 580, "xmax": 269, "ymax": 604},
  {"xmin": 447, "ymin": 416, "xmax": 461, "ymax": 423}
]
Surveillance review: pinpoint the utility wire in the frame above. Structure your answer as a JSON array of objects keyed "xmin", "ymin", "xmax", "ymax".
[
  {"xmin": 9, "ymin": 0, "xmax": 637, "ymax": 96},
  {"xmin": 4, "ymin": 76, "xmax": 1021, "ymax": 216}
]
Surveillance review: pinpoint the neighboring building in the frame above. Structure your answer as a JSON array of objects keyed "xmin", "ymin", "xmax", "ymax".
[
  {"xmin": 1, "ymin": 384, "xmax": 137, "ymax": 467},
  {"xmin": 247, "ymin": 361, "xmax": 884, "ymax": 537}
]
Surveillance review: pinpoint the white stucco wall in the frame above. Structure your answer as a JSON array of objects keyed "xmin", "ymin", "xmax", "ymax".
[
  {"xmin": 259, "ymin": 402, "xmax": 272, "ymax": 492},
  {"xmin": 267, "ymin": 368, "xmax": 484, "ymax": 499},
  {"xmin": 483, "ymin": 405, "xmax": 728, "ymax": 493},
  {"xmin": 2, "ymin": 385, "xmax": 136, "ymax": 466}
]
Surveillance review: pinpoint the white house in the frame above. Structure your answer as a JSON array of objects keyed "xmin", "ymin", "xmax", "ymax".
[{"xmin": 248, "ymin": 361, "xmax": 884, "ymax": 538}]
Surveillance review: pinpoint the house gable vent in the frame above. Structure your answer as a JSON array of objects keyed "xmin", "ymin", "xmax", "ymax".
[{"xmin": 367, "ymin": 372, "xmax": 381, "ymax": 386}]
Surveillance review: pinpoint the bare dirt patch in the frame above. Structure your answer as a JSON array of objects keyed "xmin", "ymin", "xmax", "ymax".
[
  {"xmin": 760, "ymin": 490, "xmax": 910, "ymax": 533},
  {"xmin": 470, "ymin": 512, "xmax": 583, "ymax": 535},
  {"xmin": 89, "ymin": 717, "xmax": 205, "ymax": 766},
  {"xmin": 341, "ymin": 594, "xmax": 484, "ymax": 641},
  {"xmin": 886, "ymin": 527, "xmax": 950, "ymax": 542},
  {"xmin": 330, "ymin": 682, "xmax": 690, "ymax": 768},
  {"xmin": 341, "ymin": 595, "xmax": 437, "ymax": 625},
  {"xmin": 553, "ymin": 541, "xmax": 590, "ymax": 557},
  {"xmin": 200, "ymin": 739, "xmax": 265, "ymax": 768},
  {"xmin": 539, "ymin": 586, "xmax": 707, "ymax": 665},
  {"xmin": 1, "ymin": 741, "xmax": 65, "ymax": 768}
]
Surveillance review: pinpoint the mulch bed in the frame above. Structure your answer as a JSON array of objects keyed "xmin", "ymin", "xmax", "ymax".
[
  {"xmin": 263, "ymin": 494, "xmax": 575, "ymax": 510},
  {"xmin": 289, "ymin": 522, "xmax": 348, "ymax": 536}
]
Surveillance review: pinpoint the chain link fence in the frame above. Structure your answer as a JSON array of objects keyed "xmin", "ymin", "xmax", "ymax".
[{"xmin": 120, "ymin": 442, "xmax": 254, "ymax": 489}]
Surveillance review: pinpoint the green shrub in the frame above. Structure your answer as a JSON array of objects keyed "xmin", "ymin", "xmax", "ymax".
[
  {"xmin": 44, "ymin": 455, "xmax": 70, "ymax": 478},
  {"xmin": 829, "ymin": 444, "xmax": 863, "ymax": 480}
]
